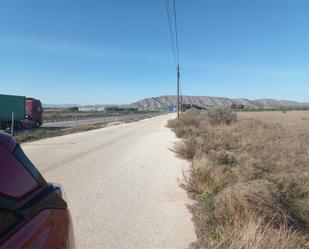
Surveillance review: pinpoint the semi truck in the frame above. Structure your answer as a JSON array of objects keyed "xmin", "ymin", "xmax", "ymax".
[{"xmin": 0, "ymin": 94, "xmax": 43, "ymax": 129}]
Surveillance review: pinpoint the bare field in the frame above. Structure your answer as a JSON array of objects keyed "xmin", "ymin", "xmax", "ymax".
[
  {"xmin": 238, "ymin": 110, "xmax": 309, "ymax": 128},
  {"xmin": 168, "ymin": 110, "xmax": 309, "ymax": 249}
]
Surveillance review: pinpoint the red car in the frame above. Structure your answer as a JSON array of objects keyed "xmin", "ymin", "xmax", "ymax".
[{"xmin": 0, "ymin": 132, "xmax": 74, "ymax": 248}]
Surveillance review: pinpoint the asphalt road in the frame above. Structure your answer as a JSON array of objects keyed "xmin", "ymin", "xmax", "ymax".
[
  {"xmin": 43, "ymin": 113, "xmax": 161, "ymax": 128},
  {"xmin": 22, "ymin": 114, "xmax": 196, "ymax": 249}
]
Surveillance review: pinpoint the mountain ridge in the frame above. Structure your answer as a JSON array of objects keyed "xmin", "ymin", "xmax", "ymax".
[{"xmin": 128, "ymin": 95, "xmax": 308, "ymax": 110}]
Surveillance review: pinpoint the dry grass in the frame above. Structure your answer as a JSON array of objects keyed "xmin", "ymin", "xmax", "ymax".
[
  {"xmin": 214, "ymin": 180, "xmax": 303, "ymax": 229},
  {"xmin": 168, "ymin": 110, "xmax": 309, "ymax": 248},
  {"xmin": 218, "ymin": 217, "xmax": 303, "ymax": 249}
]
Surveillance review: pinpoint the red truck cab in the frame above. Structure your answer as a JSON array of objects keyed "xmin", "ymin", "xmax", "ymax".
[{"xmin": 25, "ymin": 98, "xmax": 43, "ymax": 128}]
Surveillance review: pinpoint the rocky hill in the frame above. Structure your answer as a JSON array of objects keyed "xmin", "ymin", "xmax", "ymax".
[{"xmin": 128, "ymin": 95, "xmax": 307, "ymax": 110}]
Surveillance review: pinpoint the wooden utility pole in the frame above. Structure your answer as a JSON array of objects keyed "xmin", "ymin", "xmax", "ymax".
[{"xmin": 177, "ymin": 64, "xmax": 180, "ymax": 118}]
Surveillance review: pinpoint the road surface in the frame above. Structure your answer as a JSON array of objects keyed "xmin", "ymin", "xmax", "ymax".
[
  {"xmin": 22, "ymin": 114, "xmax": 196, "ymax": 249},
  {"xmin": 43, "ymin": 113, "xmax": 161, "ymax": 128}
]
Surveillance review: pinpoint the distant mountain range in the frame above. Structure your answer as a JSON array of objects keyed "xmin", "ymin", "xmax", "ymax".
[
  {"xmin": 128, "ymin": 95, "xmax": 309, "ymax": 110},
  {"xmin": 43, "ymin": 95, "xmax": 308, "ymax": 111}
]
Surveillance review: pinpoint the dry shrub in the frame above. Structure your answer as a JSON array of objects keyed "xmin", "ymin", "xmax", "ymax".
[
  {"xmin": 189, "ymin": 128, "xmax": 239, "ymax": 156},
  {"xmin": 189, "ymin": 155, "xmax": 253, "ymax": 197},
  {"xmin": 179, "ymin": 109, "xmax": 202, "ymax": 126},
  {"xmin": 218, "ymin": 216, "xmax": 302, "ymax": 249},
  {"xmin": 176, "ymin": 125, "xmax": 199, "ymax": 139},
  {"xmin": 214, "ymin": 150, "xmax": 237, "ymax": 166},
  {"xmin": 207, "ymin": 109, "xmax": 237, "ymax": 126},
  {"xmin": 167, "ymin": 109, "xmax": 201, "ymax": 138},
  {"xmin": 213, "ymin": 180, "xmax": 301, "ymax": 229},
  {"xmin": 167, "ymin": 109, "xmax": 201, "ymax": 129},
  {"xmin": 173, "ymin": 136, "xmax": 198, "ymax": 160},
  {"xmin": 166, "ymin": 118, "xmax": 178, "ymax": 128}
]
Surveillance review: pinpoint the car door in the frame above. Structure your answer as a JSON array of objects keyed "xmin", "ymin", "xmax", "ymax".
[{"xmin": 0, "ymin": 133, "xmax": 74, "ymax": 248}]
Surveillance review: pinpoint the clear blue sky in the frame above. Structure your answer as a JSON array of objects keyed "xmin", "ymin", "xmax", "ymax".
[{"xmin": 0, "ymin": 0, "xmax": 308, "ymax": 105}]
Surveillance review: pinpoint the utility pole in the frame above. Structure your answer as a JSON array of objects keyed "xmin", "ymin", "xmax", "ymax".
[
  {"xmin": 165, "ymin": 0, "xmax": 181, "ymax": 117},
  {"xmin": 177, "ymin": 64, "xmax": 180, "ymax": 118}
]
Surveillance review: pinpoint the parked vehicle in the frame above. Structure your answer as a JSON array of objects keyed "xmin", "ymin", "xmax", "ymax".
[
  {"xmin": 0, "ymin": 132, "xmax": 74, "ymax": 248},
  {"xmin": 0, "ymin": 94, "xmax": 43, "ymax": 129}
]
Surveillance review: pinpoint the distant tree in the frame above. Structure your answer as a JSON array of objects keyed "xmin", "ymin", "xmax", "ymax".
[
  {"xmin": 238, "ymin": 104, "xmax": 245, "ymax": 109},
  {"xmin": 231, "ymin": 103, "xmax": 245, "ymax": 110},
  {"xmin": 181, "ymin": 103, "xmax": 204, "ymax": 111},
  {"xmin": 181, "ymin": 104, "xmax": 191, "ymax": 111},
  {"xmin": 231, "ymin": 103, "xmax": 237, "ymax": 110},
  {"xmin": 105, "ymin": 106, "xmax": 138, "ymax": 113},
  {"xmin": 66, "ymin": 107, "xmax": 79, "ymax": 112}
]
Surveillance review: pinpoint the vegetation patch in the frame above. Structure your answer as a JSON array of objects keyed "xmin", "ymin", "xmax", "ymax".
[{"xmin": 168, "ymin": 110, "xmax": 309, "ymax": 248}]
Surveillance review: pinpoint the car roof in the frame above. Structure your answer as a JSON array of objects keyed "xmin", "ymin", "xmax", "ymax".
[{"xmin": 0, "ymin": 132, "xmax": 17, "ymax": 152}]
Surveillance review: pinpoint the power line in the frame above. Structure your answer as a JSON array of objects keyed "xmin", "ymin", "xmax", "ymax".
[
  {"xmin": 165, "ymin": 0, "xmax": 177, "ymax": 68},
  {"xmin": 165, "ymin": 0, "xmax": 182, "ymax": 118},
  {"xmin": 173, "ymin": 0, "xmax": 180, "ymax": 66}
]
